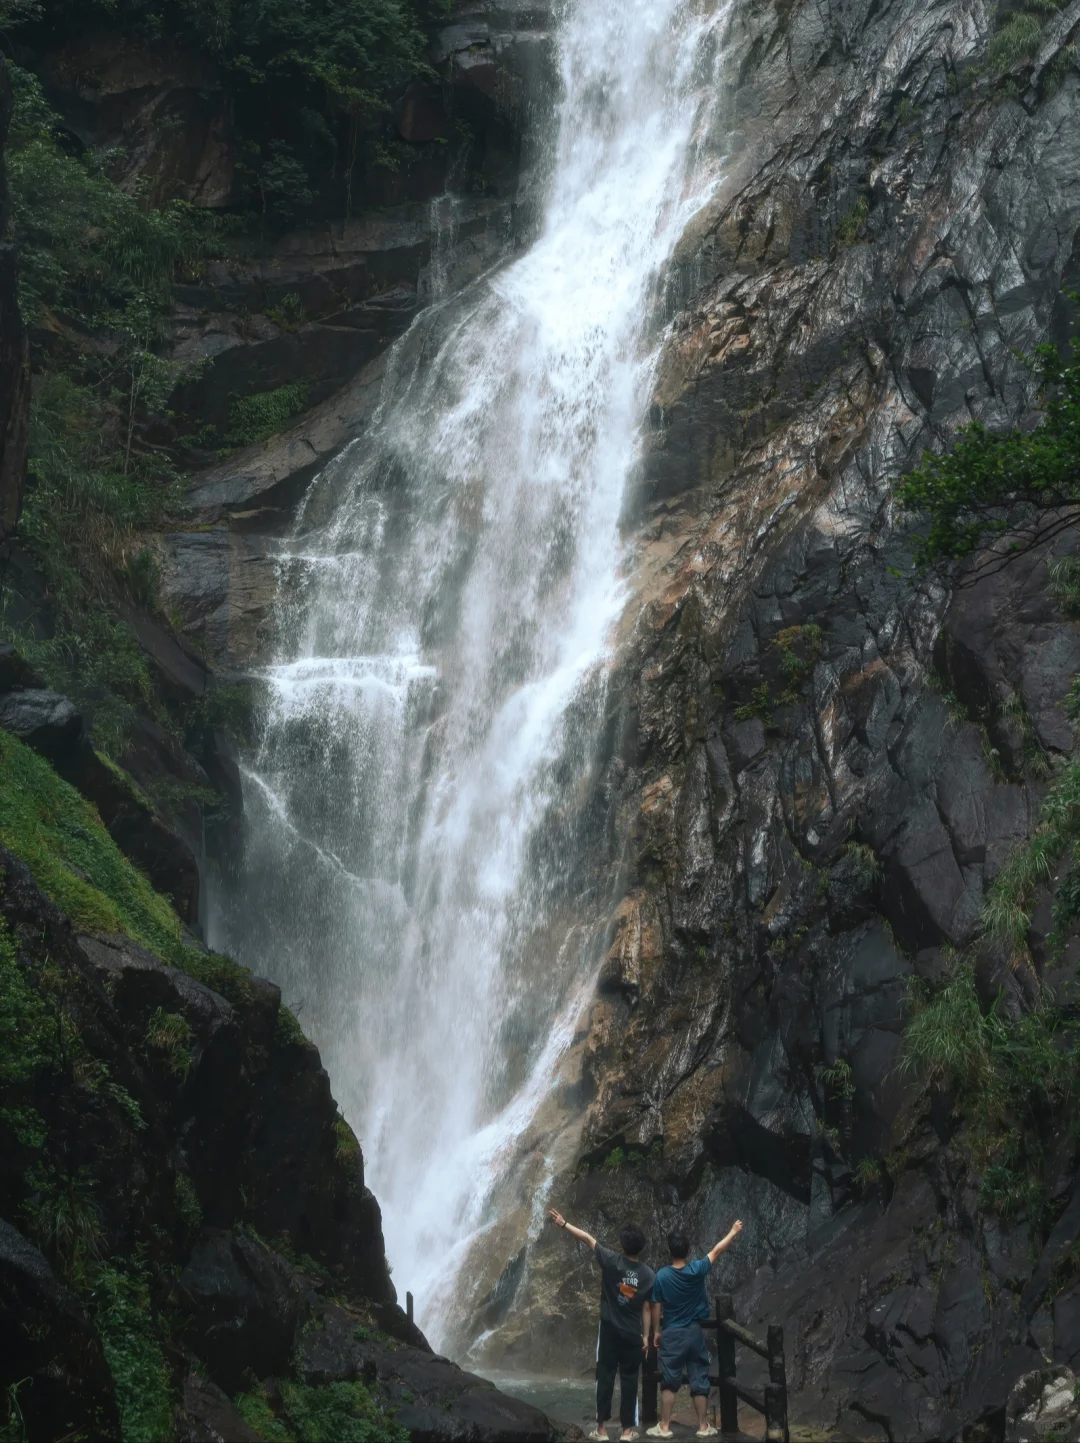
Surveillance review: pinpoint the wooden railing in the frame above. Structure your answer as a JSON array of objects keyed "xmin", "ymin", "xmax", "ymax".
[{"xmin": 641, "ymin": 1292, "xmax": 789, "ymax": 1442}]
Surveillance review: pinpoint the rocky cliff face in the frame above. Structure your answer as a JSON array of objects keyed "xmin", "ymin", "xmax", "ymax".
[
  {"xmin": 456, "ymin": 0, "xmax": 1080, "ymax": 1436},
  {"xmin": 0, "ymin": 15, "xmax": 562, "ymax": 1440},
  {"xmin": 0, "ymin": 59, "xmax": 28, "ymax": 543},
  {"xmin": 8, "ymin": 0, "xmax": 1080, "ymax": 1434},
  {"xmin": 0, "ymin": 835, "xmax": 553, "ymax": 1440}
]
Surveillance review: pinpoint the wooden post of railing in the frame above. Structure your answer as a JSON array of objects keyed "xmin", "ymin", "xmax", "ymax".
[
  {"xmin": 765, "ymin": 1323, "xmax": 789, "ymax": 1443},
  {"xmin": 641, "ymin": 1338, "xmax": 659, "ymax": 1426},
  {"xmin": 406, "ymin": 1290, "xmax": 414, "ymax": 1329},
  {"xmin": 715, "ymin": 1292, "xmax": 738, "ymax": 1437}
]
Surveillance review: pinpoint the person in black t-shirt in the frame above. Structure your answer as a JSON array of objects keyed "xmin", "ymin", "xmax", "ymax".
[{"xmin": 548, "ymin": 1207, "xmax": 656, "ymax": 1442}]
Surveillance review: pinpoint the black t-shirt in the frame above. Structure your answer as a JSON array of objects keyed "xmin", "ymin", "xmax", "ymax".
[{"xmin": 594, "ymin": 1244, "xmax": 656, "ymax": 1338}]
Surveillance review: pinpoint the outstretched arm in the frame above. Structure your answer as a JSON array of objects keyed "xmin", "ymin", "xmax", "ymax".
[
  {"xmin": 707, "ymin": 1218, "xmax": 743, "ymax": 1264},
  {"xmin": 547, "ymin": 1207, "xmax": 597, "ymax": 1251}
]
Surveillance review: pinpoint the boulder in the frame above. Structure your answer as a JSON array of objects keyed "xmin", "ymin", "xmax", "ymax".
[
  {"xmin": 0, "ymin": 641, "xmax": 43, "ymax": 692},
  {"xmin": 0, "ymin": 687, "xmax": 81, "ymax": 753},
  {"xmin": 178, "ymin": 1230, "xmax": 305, "ymax": 1392},
  {"xmin": 0, "ymin": 1217, "xmax": 120, "ymax": 1441},
  {"xmin": 298, "ymin": 1303, "xmax": 554, "ymax": 1441},
  {"xmin": 178, "ymin": 1371, "xmax": 265, "ymax": 1443},
  {"xmin": 1007, "ymin": 1366, "xmax": 1080, "ymax": 1441}
]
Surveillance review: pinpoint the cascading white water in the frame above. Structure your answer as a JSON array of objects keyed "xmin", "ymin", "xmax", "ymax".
[{"xmin": 214, "ymin": 0, "xmax": 731, "ymax": 1351}]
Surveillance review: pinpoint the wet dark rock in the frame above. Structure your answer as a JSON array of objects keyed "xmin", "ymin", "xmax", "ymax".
[
  {"xmin": 40, "ymin": 36, "xmax": 232, "ymax": 208},
  {"xmin": 0, "ymin": 851, "xmax": 470, "ymax": 1434},
  {"xmin": 158, "ymin": 526, "xmax": 281, "ymax": 668},
  {"xmin": 0, "ymin": 687, "xmax": 81, "ymax": 751},
  {"xmin": 471, "ymin": 1, "xmax": 1080, "ymax": 1434},
  {"xmin": 0, "ymin": 1217, "xmax": 120, "ymax": 1442},
  {"xmin": 178, "ymin": 1230, "xmax": 305, "ymax": 1391},
  {"xmin": 0, "ymin": 58, "xmax": 29, "ymax": 544},
  {"xmin": 178, "ymin": 1371, "xmax": 265, "ymax": 1443},
  {"xmin": 119, "ymin": 600, "xmax": 209, "ymax": 702},
  {"xmin": 297, "ymin": 1302, "xmax": 555, "ymax": 1441},
  {"xmin": 0, "ymin": 640, "xmax": 43, "ymax": 691}
]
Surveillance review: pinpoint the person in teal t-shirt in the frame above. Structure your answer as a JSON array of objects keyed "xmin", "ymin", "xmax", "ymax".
[{"xmin": 645, "ymin": 1220, "xmax": 743, "ymax": 1439}]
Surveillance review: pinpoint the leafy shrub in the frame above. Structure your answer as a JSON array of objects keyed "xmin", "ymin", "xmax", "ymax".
[
  {"xmin": 897, "ymin": 327, "xmax": 1080, "ymax": 570},
  {"xmin": 901, "ymin": 959, "xmax": 1080, "ymax": 1231},
  {"xmin": 89, "ymin": 1265, "xmax": 173, "ymax": 1443},
  {"xmin": 836, "ymin": 194, "xmax": 869, "ymax": 245},
  {"xmin": 286, "ymin": 1379, "xmax": 409, "ymax": 1443},
  {"xmin": 734, "ymin": 682, "xmax": 772, "ymax": 723},
  {"xmin": 5, "ymin": 0, "xmax": 453, "ymax": 219},
  {"xmin": 0, "ymin": 911, "xmax": 59, "ymax": 1094},
  {"xmin": 0, "ymin": 66, "xmax": 219, "ymax": 748},
  {"xmin": 225, "ymin": 382, "xmax": 312, "ymax": 450}
]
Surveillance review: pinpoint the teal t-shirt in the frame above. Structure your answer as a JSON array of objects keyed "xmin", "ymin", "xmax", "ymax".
[{"xmin": 651, "ymin": 1256, "xmax": 711, "ymax": 1328}]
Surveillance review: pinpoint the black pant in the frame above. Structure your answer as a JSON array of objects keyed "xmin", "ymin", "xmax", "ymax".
[{"xmin": 595, "ymin": 1319, "xmax": 642, "ymax": 1428}]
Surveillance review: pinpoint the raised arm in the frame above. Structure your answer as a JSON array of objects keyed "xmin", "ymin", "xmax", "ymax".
[
  {"xmin": 707, "ymin": 1218, "xmax": 743, "ymax": 1264},
  {"xmin": 547, "ymin": 1207, "xmax": 597, "ymax": 1251}
]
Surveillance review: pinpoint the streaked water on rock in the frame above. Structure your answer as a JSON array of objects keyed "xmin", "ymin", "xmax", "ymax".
[{"xmin": 212, "ymin": 0, "xmax": 732, "ymax": 1349}]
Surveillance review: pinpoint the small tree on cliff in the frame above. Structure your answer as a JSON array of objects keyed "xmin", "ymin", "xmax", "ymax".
[{"xmin": 898, "ymin": 330, "xmax": 1080, "ymax": 578}]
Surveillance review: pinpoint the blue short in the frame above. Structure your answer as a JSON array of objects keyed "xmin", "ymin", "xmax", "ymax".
[{"xmin": 658, "ymin": 1321, "xmax": 712, "ymax": 1396}]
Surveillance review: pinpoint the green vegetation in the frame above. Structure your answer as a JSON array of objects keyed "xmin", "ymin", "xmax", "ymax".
[
  {"xmin": 3, "ymin": 0, "xmax": 451, "ymax": 224},
  {"xmin": 836, "ymin": 194, "xmax": 869, "ymax": 245},
  {"xmin": 0, "ymin": 729, "xmax": 183, "ymax": 948},
  {"xmin": 225, "ymin": 382, "xmax": 312, "ymax": 451},
  {"xmin": 772, "ymin": 623, "xmax": 823, "ymax": 702},
  {"xmin": 985, "ymin": 0, "xmax": 1076, "ymax": 82},
  {"xmin": 843, "ymin": 840, "xmax": 882, "ymax": 885},
  {"xmin": 144, "ymin": 1006, "xmax": 195, "ymax": 1077},
  {"xmin": 982, "ymin": 741, "xmax": 1080, "ymax": 949},
  {"xmin": 898, "ymin": 399, "xmax": 1080, "ymax": 1232},
  {"xmin": 333, "ymin": 1117, "xmax": 362, "ymax": 1170},
  {"xmin": 174, "ymin": 1172, "xmax": 203, "ymax": 1233},
  {"xmin": 0, "ymin": 729, "xmax": 260, "ymax": 1015},
  {"xmin": 0, "ymin": 65, "xmax": 218, "ymax": 749},
  {"xmin": 90, "ymin": 1265, "xmax": 174, "ymax": 1443},
  {"xmin": 897, "ymin": 327, "xmax": 1080, "ymax": 569},
  {"xmin": 901, "ymin": 961, "xmax": 1079, "ymax": 1230},
  {"xmin": 236, "ymin": 1378, "xmax": 409, "ymax": 1443},
  {"xmin": 734, "ymin": 682, "xmax": 772, "ymax": 723}
]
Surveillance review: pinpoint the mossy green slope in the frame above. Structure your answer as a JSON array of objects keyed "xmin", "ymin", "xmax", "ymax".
[{"xmin": 0, "ymin": 728, "xmax": 182, "ymax": 951}]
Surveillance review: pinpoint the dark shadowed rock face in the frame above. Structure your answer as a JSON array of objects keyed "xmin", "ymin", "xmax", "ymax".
[
  {"xmin": 0, "ymin": 850, "xmax": 556, "ymax": 1439},
  {"xmin": 0, "ymin": 57, "xmax": 28, "ymax": 543},
  {"xmin": 0, "ymin": 1218, "xmax": 120, "ymax": 1442}
]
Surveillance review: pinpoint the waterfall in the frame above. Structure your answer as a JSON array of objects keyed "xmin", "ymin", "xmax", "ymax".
[{"xmin": 214, "ymin": 0, "xmax": 731, "ymax": 1352}]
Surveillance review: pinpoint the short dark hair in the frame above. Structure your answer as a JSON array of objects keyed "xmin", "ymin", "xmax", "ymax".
[
  {"xmin": 667, "ymin": 1230, "xmax": 690, "ymax": 1260},
  {"xmin": 620, "ymin": 1225, "xmax": 646, "ymax": 1256}
]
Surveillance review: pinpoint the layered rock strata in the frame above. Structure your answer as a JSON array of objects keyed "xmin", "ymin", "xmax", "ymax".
[{"xmin": 455, "ymin": 0, "xmax": 1080, "ymax": 1438}]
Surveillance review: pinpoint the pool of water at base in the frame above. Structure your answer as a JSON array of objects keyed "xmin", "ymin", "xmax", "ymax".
[{"xmin": 480, "ymin": 1370, "xmax": 597, "ymax": 1426}]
